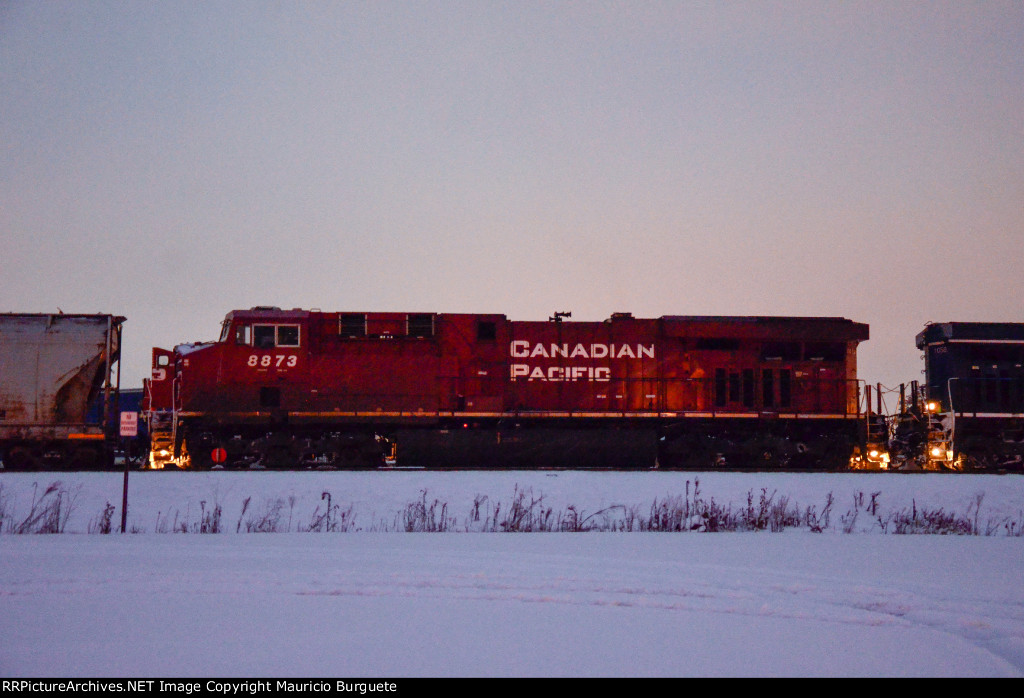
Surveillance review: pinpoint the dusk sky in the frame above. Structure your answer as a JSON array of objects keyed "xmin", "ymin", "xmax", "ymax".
[{"xmin": 2, "ymin": 1, "xmax": 1022, "ymax": 394}]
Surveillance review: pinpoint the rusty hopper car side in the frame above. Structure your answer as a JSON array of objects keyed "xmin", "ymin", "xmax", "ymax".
[
  {"xmin": 0, "ymin": 313, "xmax": 124, "ymax": 469},
  {"xmin": 144, "ymin": 308, "xmax": 869, "ymax": 470}
]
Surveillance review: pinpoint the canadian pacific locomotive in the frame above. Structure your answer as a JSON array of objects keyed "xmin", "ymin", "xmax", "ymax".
[{"xmin": 141, "ymin": 307, "xmax": 873, "ymax": 470}]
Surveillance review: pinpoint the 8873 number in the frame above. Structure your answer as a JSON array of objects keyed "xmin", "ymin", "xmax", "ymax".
[{"xmin": 247, "ymin": 354, "xmax": 298, "ymax": 368}]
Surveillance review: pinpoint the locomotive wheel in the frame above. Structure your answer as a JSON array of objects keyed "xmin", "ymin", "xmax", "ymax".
[
  {"xmin": 261, "ymin": 445, "xmax": 296, "ymax": 469},
  {"xmin": 981, "ymin": 447, "xmax": 1007, "ymax": 472},
  {"xmin": 299, "ymin": 448, "xmax": 337, "ymax": 469},
  {"xmin": 760, "ymin": 449, "xmax": 782, "ymax": 469},
  {"xmin": 182, "ymin": 432, "xmax": 217, "ymax": 470},
  {"xmin": 787, "ymin": 450, "xmax": 815, "ymax": 470}
]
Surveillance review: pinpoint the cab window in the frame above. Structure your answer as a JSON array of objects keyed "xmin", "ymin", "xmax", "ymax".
[
  {"xmin": 277, "ymin": 325, "xmax": 300, "ymax": 347},
  {"xmin": 252, "ymin": 324, "xmax": 300, "ymax": 348},
  {"xmin": 254, "ymin": 325, "xmax": 276, "ymax": 348}
]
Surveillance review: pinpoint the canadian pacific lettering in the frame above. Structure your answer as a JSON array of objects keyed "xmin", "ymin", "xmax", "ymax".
[
  {"xmin": 510, "ymin": 365, "xmax": 611, "ymax": 382},
  {"xmin": 508, "ymin": 341, "xmax": 654, "ymax": 382},
  {"xmin": 509, "ymin": 341, "xmax": 655, "ymax": 359}
]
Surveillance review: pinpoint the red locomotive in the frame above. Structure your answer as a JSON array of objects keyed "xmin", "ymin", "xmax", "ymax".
[{"xmin": 142, "ymin": 308, "xmax": 872, "ymax": 470}]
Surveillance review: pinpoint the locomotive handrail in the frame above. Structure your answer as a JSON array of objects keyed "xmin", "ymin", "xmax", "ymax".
[
  {"xmin": 183, "ymin": 408, "xmax": 864, "ymax": 421},
  {"xmin": 947, "ymin": 376, "xmax": 958, "ymax": 446},
  {"xmin": 142, "ymin": 378, "xmax": 155, "ymax": 417},
  {"xmin": 243, "ymin": 376, "xmax": 865, "ymax": 417},
  {"xmin": 172, "ymin": 373, "xmax": 182, "ymax": 412}
]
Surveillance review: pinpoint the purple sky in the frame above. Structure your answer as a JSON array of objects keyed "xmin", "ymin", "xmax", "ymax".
[{"xmin": 2, "ymin": 1, "xmax": 1022, "ymax": 392}]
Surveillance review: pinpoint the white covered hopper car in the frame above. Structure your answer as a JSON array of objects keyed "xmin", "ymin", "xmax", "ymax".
[{"xmin": 0, "ymin": 313, "xmax": 124, "ymax": 469}]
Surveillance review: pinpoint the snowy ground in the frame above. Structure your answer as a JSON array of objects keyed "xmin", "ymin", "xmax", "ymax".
[{"xmin": 1, "ymin": 470, "xmax": 1023, "ymax": 677}]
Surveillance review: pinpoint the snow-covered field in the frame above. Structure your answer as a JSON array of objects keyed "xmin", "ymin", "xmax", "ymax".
[{"xmin": 1, "ymin": 470, "xmax": 1023, "ymax": 677}]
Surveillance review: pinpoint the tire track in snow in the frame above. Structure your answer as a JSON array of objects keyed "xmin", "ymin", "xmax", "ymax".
[{"xmin": 292, "ymin": 564, "xmax": 1024, "ymax": 672}]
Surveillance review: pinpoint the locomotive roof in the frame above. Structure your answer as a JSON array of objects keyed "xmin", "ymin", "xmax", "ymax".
[
  {"xmin": 227, "ymin": 308, "xmax": 864, "ymax": 324},
  {"xmin": 661, "ymin": 315, "xmax": 869, "ymax": 341},
  {"xmin": 662, "ymin": 315, "xmax": 859, "ymax": 324},
  {"xmin": 227, "ymin": 307, "xmax": 310, "ymax": 319},
  {"xmin": 916, "ymin": 322, "xmax": 1024, "ymax": 348},
  {"xmin": 223, "ymin": 308, "xmax": 869, "ymax": 340}
]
